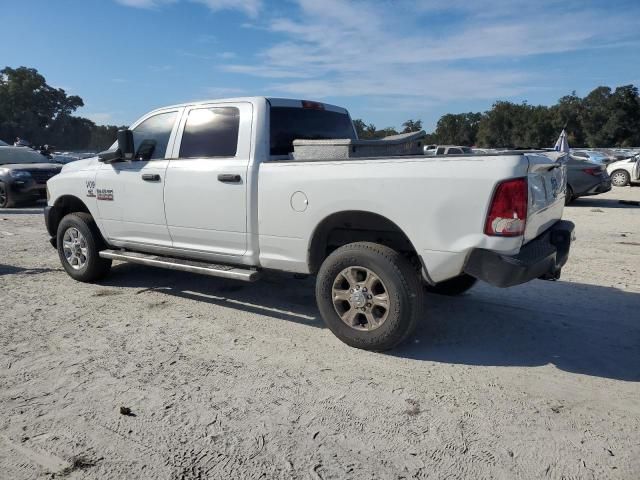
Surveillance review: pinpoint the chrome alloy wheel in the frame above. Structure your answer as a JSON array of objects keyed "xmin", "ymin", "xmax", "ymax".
[
  {"xmin": 62, "ymin": 227, "xmax": 88, "ymax": 270},
  {"xmin": 332, "ymin": 266, "xmax": 390, "ymax": 331}
]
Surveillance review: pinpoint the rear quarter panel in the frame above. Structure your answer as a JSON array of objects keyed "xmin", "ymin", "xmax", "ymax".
[{"xmin": 258, "ymin": 155, "xmax": 528, "ymax": 280}]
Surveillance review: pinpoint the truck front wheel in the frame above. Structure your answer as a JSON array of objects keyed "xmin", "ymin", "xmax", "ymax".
[
  {"xmin": 315, "ymin": 242, "xmax": 423, "ymax": 351},
  {"xmin": 57, "ymin": 212, "xmax": 112, "ymax": 282}
]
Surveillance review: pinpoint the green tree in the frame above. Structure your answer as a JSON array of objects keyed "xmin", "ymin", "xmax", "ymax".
[
  {"xmin": 0, "ymin": 66, "xmax": 121, "ymax": 151},
  {"xmin": 0, "ymin": 66, "xmax": 84, "ymax": 145},
  {"xmin": 580, "ymin": 86, "xmax": 613, "ymax": 147},
  {"xmin": 434, "ymin": 112, "xmax": 482, "ymax": 145},
  {"xmin": 402, "ymin": 119, "xmax": 423, "ymax": 133},
  {"xmin": 550, "ymin": 92, "xmax": 585, "ymax": 146}
]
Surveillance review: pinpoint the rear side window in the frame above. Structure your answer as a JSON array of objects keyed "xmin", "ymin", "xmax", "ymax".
[
  {"xmin": 448, "ymin": 148, "xmax": 463, "ymax": 154},
  {"xmin": 270, "ymin": 106, "xmax": 356, "ymax": 156},
  {"xmin": 179, "ymin": 107, "xmax": 240, "ymax": 158},
  {"xmin": 132, "ymin": 111, "xmax": 178, "ymax": 160}
]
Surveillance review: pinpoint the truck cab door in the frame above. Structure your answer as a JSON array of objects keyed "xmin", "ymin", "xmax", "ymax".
[
  {"xmin": 95, "ymin": 109, "xmax": 181, "ymax": 247},
  {"xmin": 633, "ymin": 156, "xmax": 640, "ymax": 180},
  {"xmin": 163, "ymin": 102, "xmax": 252, "ymax": 258}
]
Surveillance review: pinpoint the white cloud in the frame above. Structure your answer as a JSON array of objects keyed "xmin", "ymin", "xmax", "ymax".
[
  {"xmin": 192, "ymin": 0, "xmax": 261, "ymax": 17},
  {"xmin": 115, "ymin": 0, "xmax": 261, "ymax": 16},
  {"xmin": 220, "ymin": 0, "xmax": 638, "ymax": 106}
]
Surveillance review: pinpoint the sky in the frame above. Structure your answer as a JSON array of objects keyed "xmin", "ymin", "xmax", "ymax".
[{"xmin": 1, "ymin": 0, "xmax": 639, "ymax": 131}]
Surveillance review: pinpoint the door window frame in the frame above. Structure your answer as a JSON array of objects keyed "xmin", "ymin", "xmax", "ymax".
[
  {"xmin": 127, "ymin": 107, "xmax": 184, "ymax": 161},
  {"xmin": 170, "ymin": 102, "xmax": 253, "ymax": 160}
]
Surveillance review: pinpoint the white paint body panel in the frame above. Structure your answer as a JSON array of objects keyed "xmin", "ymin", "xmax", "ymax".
[
  {"xmin": 257, "ymin": 156, "xmax": 530, "ymax": 281},
  {"xmin": 47, "ymin": 96, "xmax": 567, "ymax": 284}
]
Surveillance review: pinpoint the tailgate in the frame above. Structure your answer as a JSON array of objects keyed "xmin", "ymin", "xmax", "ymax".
[{"xmin": 523, "ymin": 153, "xmax": 567, "ymax": 243}]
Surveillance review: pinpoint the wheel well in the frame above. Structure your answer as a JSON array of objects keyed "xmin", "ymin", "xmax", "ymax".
[
  {"xmin": 49, "ymin": 195, "xmax": 91, "ymax": 235},
  {"xmin": 308, "ymin": 211, "xmax": 418, "ymax": 274},
  {"xmin": 610, "ymin": 169, "xmax": 628, "ymax": 177}
]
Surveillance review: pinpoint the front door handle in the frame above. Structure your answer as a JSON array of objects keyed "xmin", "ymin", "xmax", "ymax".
[
  {"xmin": 218, "ymin": 174, "xmax": 241, "ymax": 183},
  {"xmin": 142, "ymin": 173, "xmax": 161, "ymax": 182}
]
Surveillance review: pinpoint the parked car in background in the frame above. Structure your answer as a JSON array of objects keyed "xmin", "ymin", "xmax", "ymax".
[
  {"xmin": 432, "ymin": 145, "xmax": 474, "ymax": 155},
  {"xmin": 423, "ymin": 144, "xmax": 437, "ymax": 155},
  {"xmin": 565, "ymin": 155, "xmax": 611, "ymax": 204},
  {"xmin": 570, "ymin": 150, "xmax": 613, "ymax": 165},
  {"xmin": 0, "ymin": 143, "xmax": 62, "ymax": 207},
  {"xmin": 606, "ymin": 155, "xmax": 640, "ymax": 187}
]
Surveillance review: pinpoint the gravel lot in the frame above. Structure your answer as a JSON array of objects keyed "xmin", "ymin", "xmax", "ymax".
[{"xmin": 1, "ymin": 187, "xmax": 639, "ymax": 480}]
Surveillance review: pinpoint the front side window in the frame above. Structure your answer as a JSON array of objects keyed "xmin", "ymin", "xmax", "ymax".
[
  {"xmin": 131, "ymin": 111, "xmax": 178, "ymax": 160},
  {"xmin": 436, "ymin": 147, "xmax": 445, "ymax": 155},
  {"xmin": 179, "ymin": 107, "xmax": 240, "ymax": 158},
  {"xmin": 448, "ymin": 148, "xmax": 463, "ymax": 154}
]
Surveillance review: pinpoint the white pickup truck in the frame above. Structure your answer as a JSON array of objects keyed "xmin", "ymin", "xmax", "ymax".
[{"xmin": 45, "ymin": 97, "xmax": 574, "ymax": 351}]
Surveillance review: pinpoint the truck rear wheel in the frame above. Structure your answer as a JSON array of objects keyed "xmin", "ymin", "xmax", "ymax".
[
  {"xmin": 423, "ymin": 274, "xmax": 477, "ymax": 296},
  {"xmin": 57, "ymin": 212, "xmax": 112, "ymax": 282},
  {"xmin": 315, "ymin": 242, "xmax": 423, "ymax": 351}
]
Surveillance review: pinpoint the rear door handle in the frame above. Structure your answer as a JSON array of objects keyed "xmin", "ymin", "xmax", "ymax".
[
  {"xmin": 141, "ymin": 173, "xmax": 161, "ymax": 182},
  {"xmin": 218, "ymin": 174, "xmax": 241, "ymax": 183}
]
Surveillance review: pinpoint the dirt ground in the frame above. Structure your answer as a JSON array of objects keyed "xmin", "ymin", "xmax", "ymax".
[{"xmin": 1, "ymin": 187, "xmax": 639, "ymax": 480}]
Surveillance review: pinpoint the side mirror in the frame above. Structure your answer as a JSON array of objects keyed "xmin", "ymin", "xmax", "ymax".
[
  {"xmin": 117, "ymin": 129, "xmax": 135, "ymax": 160},
  {"xmin": 98, "ymin": 129, "xmax": 134, "ymax": 163}
]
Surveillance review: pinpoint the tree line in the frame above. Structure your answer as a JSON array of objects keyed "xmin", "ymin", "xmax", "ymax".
[
  {"xmin": 2, "ymin": 66, "xmax": 639, "ymax": 151},
  {"xmin": 0, "ymin": 66, "xmax": 121, "ymax": 151},
  {"xmin": 356, "ymin": 85, "xmax": 640, "ymax": 148}
]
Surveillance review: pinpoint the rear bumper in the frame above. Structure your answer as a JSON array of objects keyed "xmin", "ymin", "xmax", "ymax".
[
  {"xmin": 463, "ymin": 220, "xmax": 575, "ymax": 288},
  {"xmin": 586, "ymin": 178, "xmax": 612, "ymax": 195},
  {"xmin": 576, "ymin": 178, "xmax": 611, "ymax": 197}
]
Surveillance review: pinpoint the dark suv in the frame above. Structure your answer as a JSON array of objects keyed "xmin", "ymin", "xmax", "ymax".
[{"xmin": 0, "ymin": 143, "xmax": 62, "ymax": 208}]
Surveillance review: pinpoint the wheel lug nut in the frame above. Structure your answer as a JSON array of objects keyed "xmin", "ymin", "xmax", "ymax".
[
  {"xmin": 356, "ymin": 285, "xmax": 360, "ymax": 290},
  {"xmin": 350, "ymin": 289, "xmax": 354, "ymax": 293},
  {"xmin": 362, "ymin": 287, "xmax": 367, "ymax": 292},
  {"xmin": 366, "ymin": 303, "xmax": 371, "ymax": 307}
]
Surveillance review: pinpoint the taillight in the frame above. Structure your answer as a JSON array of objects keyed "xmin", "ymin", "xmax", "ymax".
[
  {"xmin": 301, "ymin": 100, "xmax": 325, "ymax": 110},
  {"xmin": 582, "ymin": 167, "xmax": 601, "ymax": 176},
  {"xmin": 484, "ymin": 178, "xmax": 528, "ymax": 237}
]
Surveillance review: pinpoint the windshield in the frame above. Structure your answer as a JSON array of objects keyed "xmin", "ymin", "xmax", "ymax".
[
  {"xmin": 0, "ymin": 140, "xmax": 8, "ymax": 146},
  {"xmin": 269, "ymin": 106, "xmax": 356, "ymax": 156},
  {"xmin": 0, "ymin": 147, "xmax": 49, "ymax": 165}
]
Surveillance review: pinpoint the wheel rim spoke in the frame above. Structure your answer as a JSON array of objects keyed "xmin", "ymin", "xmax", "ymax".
[
  {"xmin": 342, "ymin": 268, "xmax": 359, "ymax": 287},
  {"xmin": 372, "ymin": 293, "xmax": 389, "ymax": 309},
  {"xmin": 340, "ymin": 307, "xmax": 359, "ymax": 326},
  {"xmin": 364, "ymin": 312, "xmax": 378, "ymax": 330},
  {"xmin": 331, "ymin": 265, "xmax": 390, "ymax": 332},
  {"xmin": 333, "ymin": 289, "xmax": 351, "ymax": 302},
  {"xmin": 62, "ymin": 227, "xmax": 88, "ymax": 270},
  {"xmin": 363, "ymin": 270, "xmax": 377, "ymax": 290}
]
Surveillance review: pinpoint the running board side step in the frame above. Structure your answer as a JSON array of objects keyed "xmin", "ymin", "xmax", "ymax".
[{"xmin": 99, "ymin": 249, "xmax": 261, "ymax": 282}]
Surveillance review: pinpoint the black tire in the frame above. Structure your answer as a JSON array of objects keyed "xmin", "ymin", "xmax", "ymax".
[
  {"xmin": 565, "ymin": 184, "xmax": 574, "ymax": 205},
  {"xmin": 610, "ymin": 169, "xmax": 630, "ymax": 187},
  {"xmin": 315, "ymin": 242, "xmax": 423, "ymax": 351},
  {"xmin": 423, "ymin": 274, "xmax": 477, "ymax": 296},
  {"xmin": 57, "ymin": 212, "xmax": 112, "ymax": 282},
  {"xmin": 0, "ymin": 181, "xmax": 14, "ymax": 208}
]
